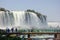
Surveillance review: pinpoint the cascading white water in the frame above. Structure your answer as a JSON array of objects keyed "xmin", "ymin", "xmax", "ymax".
[{"xmin": 0, "ymin": 10, "xmax": 47, "ymax": 29}]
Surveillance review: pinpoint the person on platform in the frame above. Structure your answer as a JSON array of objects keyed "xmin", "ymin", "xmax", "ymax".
[
  {"xmin": 11, "ymin": 28, "xmax": 14, "ymax": 32},
  {"xmin": 15, "ymin": 28, "xmax": 17, "ymax": 32},
  {"xmin": 6, "ymin": 28, "xmax": 10, "ymax": 33}
]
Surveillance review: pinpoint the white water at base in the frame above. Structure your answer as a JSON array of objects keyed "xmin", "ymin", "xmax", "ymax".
[{"xmin": 0, "ymin": 10, "xmax": 47, "ymax": 29}]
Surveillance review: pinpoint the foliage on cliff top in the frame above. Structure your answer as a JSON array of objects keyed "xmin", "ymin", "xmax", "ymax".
[
  {"xmin": 0, "ymin": 8, "xmax": 9, "ymax": 12},
  {"xmin": 26, "ymin": 9, "xmax": 46, "ymax": 19}
]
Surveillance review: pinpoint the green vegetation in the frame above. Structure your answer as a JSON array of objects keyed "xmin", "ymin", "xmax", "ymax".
[
  {"xmin": 0, "ymin": 8, "xmax": 6, "ymax": 11},
  {"xmin": 0, "ymin": 8, "xmax": 10, "ymax": 12},
  {"xmin": 0, "ymin": 29, "xmax": 26, "ymax": 40},
  {"xmin": 26, "ymin": 9, "xmax": 47, "ymax": 23},
  {"xmin": 0, "ymin": 29, "xmax": 60, "ymax": 40},
  {"xmin": 0, "ymin": 36, "xmax": 27, "ymax": 40},
  {"xmin": 26, "ymin": 9, "xmax": 42, "ymax": 18}
]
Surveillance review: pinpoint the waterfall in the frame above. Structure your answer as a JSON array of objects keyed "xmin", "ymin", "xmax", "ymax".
[{"xmin": 0, "ymin": 10, "xmax": 48, "ymax": 29}]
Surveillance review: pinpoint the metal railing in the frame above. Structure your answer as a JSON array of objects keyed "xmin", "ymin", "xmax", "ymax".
[{"xmin": 1, "ymin": 32, "xmax": 60, "ymax": 40}]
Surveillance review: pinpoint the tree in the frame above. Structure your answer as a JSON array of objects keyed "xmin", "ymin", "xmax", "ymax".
[
  {"xmin": 0, "ymin": 8, "xmax": 10, "ymax": 12},
  {"xmin": 0, "ymin": 8, "xmax": 6, "ymax": 11}
]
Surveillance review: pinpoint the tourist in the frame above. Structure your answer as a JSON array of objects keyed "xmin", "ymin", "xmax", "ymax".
[
  {"xmin": 11, "ymin": 28, "xmax": 14, "ymax": 32},
  {"xmin": 15, "ymin": 28, "xmax": 17, "ymax": 32},
  {"xmin": 6, "ymin": 28, "xmax": 10, "ymax": 33}
]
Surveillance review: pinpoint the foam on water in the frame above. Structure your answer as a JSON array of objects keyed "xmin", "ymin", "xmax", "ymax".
[{"xmin": 0, "ymin": 10, "xmax": 48, "ymax": 29}]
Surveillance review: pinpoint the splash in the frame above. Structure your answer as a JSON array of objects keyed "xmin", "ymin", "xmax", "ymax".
[{"xmin": 0, "ymin": 9, "xmax": 47, "ymax": 29}]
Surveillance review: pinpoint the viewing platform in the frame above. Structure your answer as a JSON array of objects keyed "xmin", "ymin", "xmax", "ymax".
[{"xmin": 1, "ymin": 32, "xmax": 60, "ymax": 40}]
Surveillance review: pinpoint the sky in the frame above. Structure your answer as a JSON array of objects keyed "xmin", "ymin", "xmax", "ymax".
[{"xmin": 0, "ymin": 0, "xmax": 60, "ymax": 21}]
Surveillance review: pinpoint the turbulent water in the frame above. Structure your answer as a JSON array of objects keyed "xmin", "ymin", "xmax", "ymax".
[
  {"xmin": 0, "ymin": 10, "xmax": 54, "ymax": 40},
  {"xmin": 0, "ymin": 10, "xmax": 47, "ymax": 29}
]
